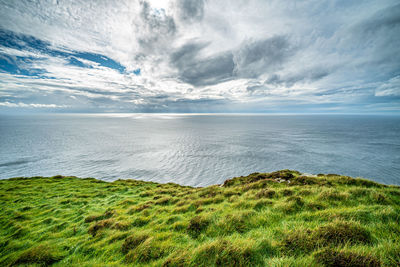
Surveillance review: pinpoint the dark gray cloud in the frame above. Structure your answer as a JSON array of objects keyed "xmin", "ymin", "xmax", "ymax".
[
  {"xmin": 234, "ymin": 35, "xmax": 295, "ymax": 78},
  {"xmin": 170, "ymin": 41, "xmax": 235, "ymax": 86},
  {"xmin": 170, "ymin": 41, "xmax": 209, "ymax": 67},
  {"xmin": 170, "ymin": 35, "xmax": 296, "ymax": 86},
  {"xmin": 265, "ymin": 68, "xmax": 331, "ymax": 88},
  {"xmin": 339, "ymin": 3, "xmax": 400, "ymax": 78},
  {"xmin": 356, "ymin": 3, "xmax": 400, "ymax": 37},
  {"xmin": 178, "ymin": 51, "xmax": 235, "ymax": 86},
  {"xmin": 176, "ymin": 0, "xmax": 205, "ymax": 22}
]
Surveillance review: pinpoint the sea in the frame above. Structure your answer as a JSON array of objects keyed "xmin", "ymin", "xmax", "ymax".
[{"xmin": 0, "ymin": 114, "xmax": 399, "ymax": 186}]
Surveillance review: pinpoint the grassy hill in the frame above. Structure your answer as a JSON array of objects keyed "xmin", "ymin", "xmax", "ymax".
[{"xmin": 0, "ymin": 170, "xmax": 399, "ymax": 266}]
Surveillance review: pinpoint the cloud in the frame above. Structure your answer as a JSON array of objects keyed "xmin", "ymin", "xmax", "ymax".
[
  {"xmin": 172, "ymin": 47, "xmax": 235, "ymax": 86},
  {"xmin": 170, "ymin": 35, "xmax": 296, "ymax": 86},
  {"xmin": 0, "ymin": 101, "xmax": 67, "ymax": 108},
  {"xmin": 233, "ymin": 36, "xmax": 295, "ymax": 79},
  {"xmin": 353, "ymin": 3, "xmax": 400, "ymax": 38},
  {"xmin": 176, "ymin": 0, "xmax": 205, "ymax": 22},
  {"xmin": 265, "ymin": 67, "xmax": 331, "ymax": 88},
  {"xmin": 0, "ymin": 0, "xmax": 399, "ymax": 113},
  {"xmin": 137, "ymin": 1, "xmax": 177, "ymax": 53},
  {"xmin": 375, "ymin": 76, "xmax": 400, "ymax": 96}
]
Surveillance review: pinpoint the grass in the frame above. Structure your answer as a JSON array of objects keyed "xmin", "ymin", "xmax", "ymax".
[{"xmin": 0, "ymin": 170, "xmax": 399, "ymax": 266}]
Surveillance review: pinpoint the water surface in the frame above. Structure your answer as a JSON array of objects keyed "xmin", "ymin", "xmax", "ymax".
[{"xmin": 1, "ymin": 114, "xmax": 399, "ymax": 186}]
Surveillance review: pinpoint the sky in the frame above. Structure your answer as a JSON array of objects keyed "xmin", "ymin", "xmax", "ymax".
[{"xmin": 0, "ymin": 0, "xmax": 399, "ymax": 113}]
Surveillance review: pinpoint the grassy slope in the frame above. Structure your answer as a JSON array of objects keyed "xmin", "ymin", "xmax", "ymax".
[{"xmin": 0, "ymin": 170, "xmax": 399, "ymax": 266}]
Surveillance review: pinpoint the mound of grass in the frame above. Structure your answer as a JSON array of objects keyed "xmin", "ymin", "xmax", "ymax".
[
  {"xmin": 315, "ymin": 220, "xmax": 372, "ymax": 245},
  {"xmin": 314, "ymin": 248, "xmax": 381, "ymax": 267},
  {"xmin": 190, "ymin": 238, "xmax": 265, "ymax": 267},
  {"xmin": 281, "ymin": 228, "xmax": 316, "ymax": 254},
  {"xmin": 112, "ymin": 220, "xmax": 130, "ymax": 231},
  {"xmin": 125, "ymin": 237, "xmax": 168, "ymax": 263},
  {"xmin": 0, "ymin": 170, "xmax": 399, "ymax": 266},
  {"xmin": 122, "ymin": 232, "xmax": 150, "ymax": 253},
  {"xmin": 255, "ymin": 189, "xmax": 276, "ymax": 199},
  {"xmin": 281, "ymin": 220, "xmax": 373, "ymax": 254},
  {"xmin": 132, "ymin": 216, "xmax": 150, "ymax": 227},
  {"xmin": 14, "ymin": 244, "xmax": 63, "ymax": 266},
  {"xmin": 187, "ymin": 215, "xmax": 210, "ymax": 238},
  {"xmin": 276, "ymin": 196, "xmax": 305, "ymax": 214},
  {"xmin": 84, "ymin": 209, "xmax": 115, "ymax": 223},
  {"xmin": 319, "ymin": 189, "xmax": 349, "ymax": 201},
  {"xmin": 88, "ymin": 218, "xmax": 115, "ymax": 237},
  {"xmin": 214, "ymin": 212, "xmax": 251, "ymax": 235}
]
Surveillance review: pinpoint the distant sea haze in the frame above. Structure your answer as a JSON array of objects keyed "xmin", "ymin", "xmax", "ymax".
[{"xmin": 0, "ymin": 114, "xmax": 399, "ymax": 186}]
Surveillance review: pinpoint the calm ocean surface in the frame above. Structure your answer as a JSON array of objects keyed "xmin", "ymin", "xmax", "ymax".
[{"xmin": 0, "ymin": 114, "xmax": 399, "ymax": 186}]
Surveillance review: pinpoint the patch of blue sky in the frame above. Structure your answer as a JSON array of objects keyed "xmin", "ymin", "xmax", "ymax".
[
  {"xmin": 0, "ymin": 29, "xmax": 50, "ymax": 53},
  {"xmin": 0, "ymin": 54, "xmax": 45, "ymax": 76},
  {"xmin": 0, "ymin": 29, "xmax": 141, "ymax": 76},
  {"xmin": 73, "ymin": 51, "xmax": 125, "ymax": 73},
  {"xmin": 67, "ymin": 57, "xmax": 90, "ymax": 68}
]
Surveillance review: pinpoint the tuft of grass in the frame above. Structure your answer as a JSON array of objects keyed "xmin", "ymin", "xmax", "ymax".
[
  {"xmin": 255, "ymin": 189, "xmax": 276, "ymax": 199},
  {"xmin": 155, "ymin": 196, "xmax": 176, "ymax": 205},
  {"xmin": 349, "ymin": 188, "xmax": 370, "ymax": 198},
  {"xmin": 276, "ymin": 196, "xmax": 304, "ymax": 214},
  {"xmin": 281, "ymin": 189, "xmax": 294, "ymax": 196},
  {"xmin": 125, "ymin": 237, "xmax": 168, "ymax": 263},
  {"xmin": 84, "ymin": 209, "xmax": 115, "ymax": 223},
  {"xmin": 319, "ymin": 189, "xmax": 349, "ymax": 201},
  {"xmin": 132, "ymin": 216, "xmax": 150, "ymax": 227},
  {"xmin": 187, "ymin": 215, "xmax": 210, "ymax": 238},
  {"xmin": 112, "ymin": 220, "xmax": 130, "ymax": 231},
  {"xmin": 128, "ymin": 203, "xmax": 151, "ymax": 214},
  {"xmin": 371, "ymin": 192, "xmax": 390, "ymax": 204},
  {"xmin": 121, "ymin": 232, "xmax": 150, "ymax": 254},
  {"xmin": 281, "ymin": 220, "xmax": 373, "ymax": 254},
  {"xmin": 290, "ymin": 175, "xmax": 324, "ymax": 186},
  {"xmin": 88, "ymin": 218, "xmax": 115, "ymax": 237},
  {"xmin": 314, "ymin": 220, "xmax": 372, "ymax": 245},
  {"xmin": 14, "ymin": 244, "xmax": 63, "ymax": 266},
  {"xmin": 190, "ymin": 238, "xmax": 268, "ymax": 267},
  {"xmin": 253, "ymin": 199, "xmax": 272, "ymax": 210},
  {"xmin": 172, "ymin": 205, "xmax": 193, "ymax": 214},
  {"xmin": 215, "ymin": 213, "xmax": 249, "ymax": 234},
  {"xmin": 162, "ymin": 250, "xmax": 191, "ymax": 267},
  {"xmin": 314, "ymin": 248, "xmax": 381, "ymax": 267},
  {"xmin": 281, "ymin": 228, "xmax": 317, "ymax": 254}
]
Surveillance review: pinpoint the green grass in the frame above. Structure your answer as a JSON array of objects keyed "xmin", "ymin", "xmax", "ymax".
[{"xmin": 0, "ymin": 170, "xmax": 399, "ymax": 266}]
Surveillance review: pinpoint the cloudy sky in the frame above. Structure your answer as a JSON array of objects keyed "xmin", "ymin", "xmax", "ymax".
[{"xmin": 0, "ymin": 0, "xmax": 399, "ymax": 113}]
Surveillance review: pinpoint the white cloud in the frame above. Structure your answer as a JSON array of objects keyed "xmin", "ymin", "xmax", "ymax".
[
  {"xmin": 0, "ymin": 101, "xmax": 67, "ymax": 108},
  {"xmin": 375, "ymin": 76, "xmax": 400, "ymax": 96}
]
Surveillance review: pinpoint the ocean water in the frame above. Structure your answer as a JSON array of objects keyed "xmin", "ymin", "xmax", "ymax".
[{"xmin": 0, "ymin": 114, "xmax": 399, "ymax": 186}]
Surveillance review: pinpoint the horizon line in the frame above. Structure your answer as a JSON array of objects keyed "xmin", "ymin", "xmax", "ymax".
[{"xmin": 1, "ymin": 112, "xmax": 400, "ymax": 116}]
